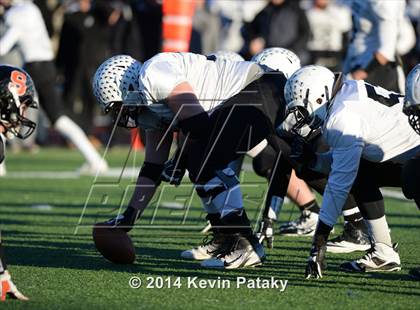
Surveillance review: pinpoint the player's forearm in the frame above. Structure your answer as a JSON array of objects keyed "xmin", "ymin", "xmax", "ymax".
[
  {"xmin": 318, "ymin": 145, "xmax": 363, "ymax": 226},
  {"xmin": 319, "ymin": 186, "xmax": 350, "ymax": 227}
]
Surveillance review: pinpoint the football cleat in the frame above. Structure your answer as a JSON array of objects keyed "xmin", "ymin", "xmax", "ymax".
[
  {"xmin": 78, "ymin": 160, "xmax": 109, "ymax": 176},
  {"xmin": 257, "ymin": 218, "xmax": 275, "ymax": 248},
  {"xmin": 0, "ymin": 271, "xmax": 28, "ymax": 301},
  {"xmin": 340, "ymin": 243, "xmax": 401, "ymax": 273},
  {"xmin": 181, "ymin": 233, "xmax": 228, "ymax": 260},
  {"xmin": 327, "ymin": 221, "xmax": 371, "ymax": 254},
  {"xmin": 409, "ymin": 267, "xmax": 420, "ymax": 280},
  {"xmin": 279, "ymin": 210, "xmax": 318, "ymax": 236},
  {"xmin": 201, "ymin": 235, "xmax": 264, "ymax": 269}
]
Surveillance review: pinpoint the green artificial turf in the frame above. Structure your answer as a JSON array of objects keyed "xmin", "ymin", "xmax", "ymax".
[{"xmin": 0, "ymin": 148, "xmax": 419, "ymax": 309}]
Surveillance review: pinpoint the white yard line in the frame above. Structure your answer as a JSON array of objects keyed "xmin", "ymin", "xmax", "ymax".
[
  {"xmin": 3, "ymin": 166, "xmax": 411, "ymax": 202},
  {"xmin": 5, "ymin": 168, "xmax": 140, "ymax": 179}
]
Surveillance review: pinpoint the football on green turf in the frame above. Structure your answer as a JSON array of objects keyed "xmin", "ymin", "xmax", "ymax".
[{"xmin": 92, "ymin": 223, "xmax": 136, "ymax": 264}]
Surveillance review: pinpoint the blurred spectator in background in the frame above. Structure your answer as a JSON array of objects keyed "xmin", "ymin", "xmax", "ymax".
[
  {"xmin": 405, "ymin": 0, "xmax": 420, "ymax": 72},
  {"xmin": 242, "ymin": 0, "xmax": 310, "ymax": 62},
  {"xmin": 190, "ymin": 0, "xmax": 220, "ymax": 54},
  {"xmin": 57, "ymin": 0, "xmax": 120, "ymax": 140},
  {"xmin": 132, "ymin": 0, "xmax": 162, "ymax": 61},
  {"xmin": 395, "ymin": 13, "xmax": 416, "ymax": 92},
  {"xmin": 0, "ymin": 4, "xmax": 22, "ymax": 67},
  {"xmin": 33, "ymin": 0, "xmax": 57, "ymax": 37},
  {"xmin": 210, "ymin": 0, "xmax": 266, "ymax": 54},
  {"xmin": 0, "ymin": 0, "xmax": 108, "ymax": 174},
  {"xmin": 343, "ymin": 0, "xmax": 409, "ymax": 92},
  {"xmin": 305, "ymin": 0, "xmax": 351, "ymax": 71},
  {"xmin": 109, "ymin": 0, "xmax": 142, "ymax": 58}
]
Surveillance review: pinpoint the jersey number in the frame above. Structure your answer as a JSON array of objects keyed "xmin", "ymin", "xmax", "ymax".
[
  {"xmin": 364, "ymin": 83, "xmax": 402, "ymax": 107},
  {"xmin": 10, "ymin": 70, "xmax": 27, "ymax": 96}
]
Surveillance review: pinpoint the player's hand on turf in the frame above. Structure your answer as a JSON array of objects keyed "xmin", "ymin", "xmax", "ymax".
[
  {"xmin": 0, "ymin": 271, "xmax": 29, "ymax": 301},
  {"xmin": 161, "ymin": 158, "xmax": 186, "ymax": 186},
  {"xmin": 305, "ymin": 244, "xmax": 327, "ymax": 279},
  {"xmin": 105, "ymin": 206, "xmax": 140, "ymax": 232},
  {"xmin": 257, "ymin": 218, "xmax": 274, "ymax": 249}
]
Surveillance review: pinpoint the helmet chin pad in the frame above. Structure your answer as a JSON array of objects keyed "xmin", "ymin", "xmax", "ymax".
[
  {"xmin": 108, "ymin": 102, "xmax": 140, "ymax": 128},
  {"xmin": 280, "ymin": 104, "xmax": 327, "ymax": 140}
]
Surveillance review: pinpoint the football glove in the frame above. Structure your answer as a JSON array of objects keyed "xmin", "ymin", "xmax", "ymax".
[
  {"xmin": 105, "ymin": 206, "xmax": 140, "ymax": 232},
  {"xmin": 257, "ymin": 218, "xmax": 274, "ymax": 249},
  {"xmin": 0, "ymin": 271, "xmax": 28, "ymax": 301},
  {"xmin": 305, "ymin": 244, "xmax": 327, "ymax": 279},
  {"xmin": 161, "ymin": 158, "xmax": 186, "ymax": 186}
]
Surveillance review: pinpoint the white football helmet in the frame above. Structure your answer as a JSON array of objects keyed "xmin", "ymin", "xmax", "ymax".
[
  {"xmin": 93, "ymin": 55, "xmax": 142, "ymax": 112},
  {"xmin": 252, "ymin": 47, "xmax": 301, "ymax": 78},
  {"xmin": 207, "ymin": 51, "xmax": 244, "ymax": 62},
  {"xmin": 281, "ymin": 65, "xmax": 336, "ymax": 138},
  {"xmin": 404, "ymin": 64, "xmax": 420, "ymax": 135}
]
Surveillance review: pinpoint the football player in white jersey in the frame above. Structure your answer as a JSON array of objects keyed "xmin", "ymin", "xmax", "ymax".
[
  {"xmin": 93, "ymin": 52, "xmax": 294, "ymax": 269},
  {"xmin": 401, "ymin": 64, "xmax": 420, "ymax": 280},
  {"xmin": 162, "ymin": 48, "xmax": 324, "ymax": 249},
  {"xmin": 251, "ymin": 48, "xmax": 321, "ymax": 243},
  {"xmin": 249, "ymin": 48, "xmax": 370, "ymax": 253},
  {"xmin": 0, "ymin": 0, "xmax": 108, "ymax": 174},
  {"xmin": 344, "ymin": 0, "xmax": 406, "ymax": 92},
  {"xmin": 281, "ymin": 65, "xmax": 420, "ymax": 278}
]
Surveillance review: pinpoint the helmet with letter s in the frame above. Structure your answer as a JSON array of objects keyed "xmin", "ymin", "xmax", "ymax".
[
  {"xmin": 0, "ymin": 65, "xmax": 37, "ymax": 139},
  {"xmin": 403, "ymin": 64, "xmax": 420, "ymax": 135},
  {"xmin": 280, "ymin": 65, "xmax": 336, "ymax": 139}
]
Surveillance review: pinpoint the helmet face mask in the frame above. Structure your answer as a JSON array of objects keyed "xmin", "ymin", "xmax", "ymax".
[
  {"xmin": 104, "ymin": 88, "xmax": 149, "ymax": 128},
  {"xmin": 281, "ymin": 65, "xmax": 335, "ymax": 139},
  {"xmin": 284, "ymin": 105, "xmax": 310, "ymax": 133},
  {"xmin": 282, "ymin": 102, "xmax": 326, "ymax": 139},
  {"xmin": 404, "ymin": 103, "xmax": 420, "ymax": 135},
  {"xmin": 403, "ymin": 64, "xmax": 420, "ymax": 135},
  {"xmin": 108, "ymin": 101, "xmax": 142, "ymax": 129}
]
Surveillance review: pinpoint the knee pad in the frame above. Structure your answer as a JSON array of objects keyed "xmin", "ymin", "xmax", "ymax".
[
  {"xmin": 252, "ymin": 147, "xmax": 276, "ymax": 179},
  {"xmin": 402, "ymin": 157, "xmax": 420, "ymax": 200},
  {"xmin": 195, "ymin": 167, "xmax": 242, "ymax": 216}
]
